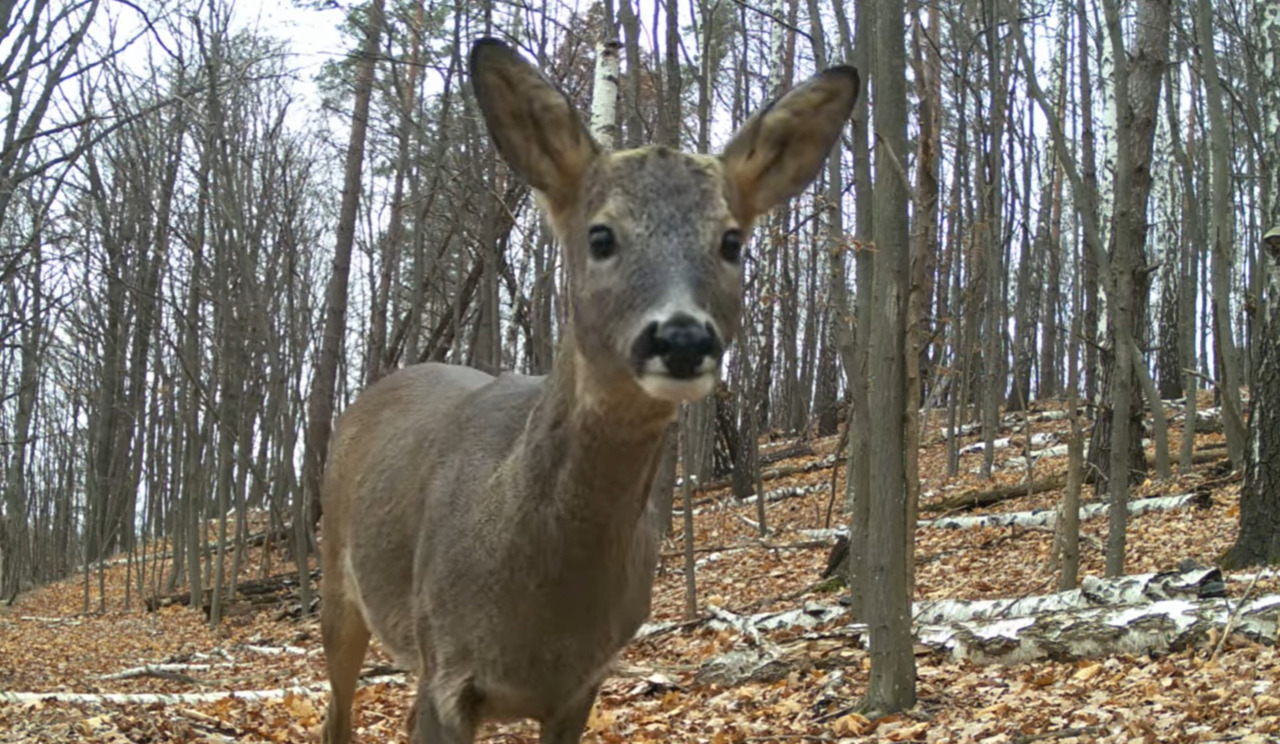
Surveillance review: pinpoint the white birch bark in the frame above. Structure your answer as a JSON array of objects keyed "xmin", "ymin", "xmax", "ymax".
[
  {"xmin": 918, "ymin": 595, "xmax": 1280, "ymax": 664},
  {"xmin": 0, "ymin": 675, "xmax": 406, "ymax": 705},
  {"xmin": 921, "ymin": 493, "xmax": 1196, "ymax": 530},
  {"xmin": 691, "ymin": 591, "xmax": 1280, "ymax": 678},
  {"xmin": 98, "ymin": 663, "xmax": 230, "ymax": 680},
  {"xmin": 589, "ymin": 40, "xmax": 621, "ymax": 148},
  {"xmin": 801, "ymin": 492, "xmax": 1198, "ymax": 536}
]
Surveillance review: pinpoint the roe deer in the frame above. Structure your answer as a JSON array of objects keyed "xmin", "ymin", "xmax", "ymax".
[{"xmin": 319, "ymin": 37, "xmax": 859, "ymax": 744}]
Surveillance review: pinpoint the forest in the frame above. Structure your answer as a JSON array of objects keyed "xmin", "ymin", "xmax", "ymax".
[{"xmin": 1, "ymin": 0, "xmax": 1279, "ymax": 741}]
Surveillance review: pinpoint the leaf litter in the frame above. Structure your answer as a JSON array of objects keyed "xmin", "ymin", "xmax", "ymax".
[{"xmin": 2, "ymin": 395, "xmax": 1275, "ymax": 743}]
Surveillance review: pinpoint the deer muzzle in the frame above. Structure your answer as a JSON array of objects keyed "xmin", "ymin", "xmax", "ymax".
[{"xmin": 631, "ymin": 312, "xmax": 724, "ymax": 401}]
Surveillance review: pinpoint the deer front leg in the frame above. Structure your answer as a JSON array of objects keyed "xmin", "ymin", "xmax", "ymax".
[
  {"xmin": 412, "ymin": 677, "xmax": 477, "ymax": 744},
  {"xmin": 538, "ymin": 684, "xmax": 601, "ymax": 744}
]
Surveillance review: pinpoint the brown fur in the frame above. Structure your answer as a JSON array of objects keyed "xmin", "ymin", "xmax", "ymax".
[{"xmin": 319, "ymin": 38, "xmax": 858, "ymax": 744}]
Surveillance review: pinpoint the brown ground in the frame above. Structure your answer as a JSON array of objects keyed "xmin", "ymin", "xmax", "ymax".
[{"xmin": 2, "ymin": 392, "xmax": 1274, "ymax": 743}]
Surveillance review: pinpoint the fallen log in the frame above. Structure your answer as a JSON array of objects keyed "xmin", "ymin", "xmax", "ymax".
[
  {"xmin": 758, "ymin": 441, "xmax": 816, "ymax": 465},
  {"xmin": 918, "ymin": 594, "xmax": 1280, "ymax": 664},
  {"xmin": 692, "ymin": 453, "xmax": 836, "ymax": 494},
  {"xmin": 923, "ymin": 492, "xmax": 1204, "ymax": 530},
  {"xmin": 691, "ymin": 592, "xmax": 1280, "ymax": 683},
  {"xmin": 679, "ymin": 568, "xmax": 1227, "ymax": 638},
  {"xmin": 675, "ymin": 484, "xmax": 824, "ymax": 518},
  {"xmin": 911, "ymin": 568, "xmax": 1226, "ymax": 624},
  {"xmin": 958, "ymin": 432, "xmax": 1056, "ymax": 456},
  {"xmin": 0, "ymin": 674, "xmax": 406, "ymax": 705},
  {"xmin": 923, "ymin": 472, "xmax": 1079, "ymax": 513},
  {"xmin": 927, "ymin": 446, "xmax": 1229, "ymax": 513},
  {"xmin": 1004, "ymin": 444, "xmax": 1070, "ymax": 470},
  {"xmin": 99, "ymin": 663, "xmax": 228, "ymax": 681},
  {"xmin": 1189, "ymin": 447, "xmax": 1228, "ymax": 464},
  {"xmin": 145, "ymin": 569, "xmax": 320, "ymax": 613},
  {"xmin": 801, "ymin": 492, "xmax": 1206, "ymax": 538}
]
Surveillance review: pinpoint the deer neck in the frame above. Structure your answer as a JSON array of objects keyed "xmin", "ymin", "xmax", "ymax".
[{"xmin": 517, "ymin": 335, "xmax": 676, "ymax": 531}]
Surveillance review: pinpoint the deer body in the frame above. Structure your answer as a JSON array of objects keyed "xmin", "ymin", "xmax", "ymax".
[{"xmin": 320, "ymin": 39, "xmax": 858, "ymax": 744}]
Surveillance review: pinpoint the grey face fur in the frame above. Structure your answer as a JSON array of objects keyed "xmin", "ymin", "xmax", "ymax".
[{"xmin": 568, "ymin": 147, "xmax": 742, "ymax": 401}]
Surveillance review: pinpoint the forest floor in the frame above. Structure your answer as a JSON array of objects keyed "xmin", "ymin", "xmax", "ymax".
[{"xmin": 2, "ymin": 392, "xmax": 1278, "ymax": 743}]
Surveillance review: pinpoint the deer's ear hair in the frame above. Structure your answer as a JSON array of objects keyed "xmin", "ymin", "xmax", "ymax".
[
  {"xmin": 470, "ymin": 38, "xmax": 599, "ymax": 212},
  {"xmin": 721, "ymin": 66, "xmax": 860, "ymax": 222}
]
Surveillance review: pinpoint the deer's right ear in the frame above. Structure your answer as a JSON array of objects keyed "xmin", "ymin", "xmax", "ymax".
[{"xmin": 470, "ymin": 39, "xmax": 599, "ymax": 212}]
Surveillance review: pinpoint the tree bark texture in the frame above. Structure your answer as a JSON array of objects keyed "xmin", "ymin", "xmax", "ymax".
[{"xmin": 865, "ymin": 0, "xmax": 917, "ymax": 713}]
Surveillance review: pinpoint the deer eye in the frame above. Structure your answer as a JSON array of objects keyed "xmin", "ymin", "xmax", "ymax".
[
  {"xmin": 720, "ymin": 230, "xmax": 743, "ymax": 263},
  {"xmin": 588, "ymin": 225, "xmax": 617, "ymax": 261}
]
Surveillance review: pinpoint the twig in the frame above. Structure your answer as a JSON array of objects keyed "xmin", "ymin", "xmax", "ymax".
[
  {"xmin": 814, "ymin": 702, "xmax": 860, "ymax": 724},
  {"xmin": 662, "ymin": 539, "xmax": 830, "ymax": 560},
  {"xmin": 632, "ymin": 616, "xmax": 709, "ymax": 644},
  {"xmin": 1012, "ymin": 727, "xmax": 1102, "ymax": 744},
  {"xmin": 825, "ymin": 423, "xmax": 851, "ymax": 528},
  {"xmin": 1210, "ymin": 570, "xmax": 1263, "ymax": 662},
  {"xmin": 729, "ymin": 576, "xmax": 837, "ymax": 615}
]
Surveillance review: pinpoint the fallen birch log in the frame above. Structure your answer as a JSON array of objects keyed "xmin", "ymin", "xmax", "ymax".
[
  {"xmin": 923, "ymin": 493, "xmax": 1200, "ymax": 530},
  {"xmin": 693, "ymin": 593, "xmax": 1280, "ymax": 683},
  {"xmin": 0, "ymin": 674, "xmax": 406, "ymax": 705},
  {"xmin": 676, "ymin": 484, "xmax": 824, "ymax": 518},
  {"xmin": 959, "ymin": 432, "xmax": 1057, "ymax": 455},
  {"xmin": 691, "ymin": 454, "xmax": 836, "ymax": 494},
  {"xmin": 936, "ymin": 447, "xmax": 1228, "ymax": 512},
  {"xmin": 99, "ymin": 663, "xmax": 229, "ymax": 680},
  {"xmin": 801, "ymin": 493, "xmax": 1201, "ymax": 539},
  {"xmin": 1004, "ymin": 444, "xmax": 1070, "ymax": 469},
  {"xmin": 917, "ymin": 594, "xmax": 1280, "ymax": 664},
  {"xmin": 911, "ymin": 568, "xmax": 1225, "ymax": 624},
  {"xmin": 237, "ymin": 643, "xmax": 315, "ymax": 657},
  {"xmin": 938, "ymin": 422, "xmax": 982, "ymax": 440},
  {"xmin": 18, "ymin": 616, "xmax": 81, "ymax": 625},
  {"xmin": 923, "ymin": 472, "xmax": 1076, "ymax": 513},
  {"xmin": 675, "ymin": 569, "xmax": 1226, "ymax": 638}
]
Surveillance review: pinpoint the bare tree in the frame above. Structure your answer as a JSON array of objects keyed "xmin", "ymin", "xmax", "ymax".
[
  {"xmin": 864, "ymin": 0, "xmax": 916, "ymax": 715},
  {"xmin": 301, "ymin": 0, "xmax": 388, "ymax": 613},
  {"xmin": 1225, "ymin": 3, "xmax": 1280, "ymax": 567},
  {"xmin": 1197, "ymin": 0, "xmax": 1246, "ymax": 470}
]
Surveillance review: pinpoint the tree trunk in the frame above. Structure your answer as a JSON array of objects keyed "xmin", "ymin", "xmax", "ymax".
[
  {"xmin": 1057, "ymin": 315, "xmax": 1084, "ymax": 591},
  {"xmin": 589, "ymin": 40, "xmax": 621, "ymax": 147},
  {"xmin": 1100, "ymin": 0, "xmax": 1171, "ymax": 577},
  {"xmin": 1078, "ymin": 0, "xmax": 1101, "ymax": 404},
  {"xmin": 2, "ymin": 247, "xmax": 41, "ymax": 599},
  {"xmin": 1165, "ymin": 60, "xmax": 1202, "ymax": 475},
  {"xmin": 618, "ymin": 0, "xmax": 644, "ymax": 148},
  {"xmin": 300, "ymin": 0, "xmax": 385, "ymax": 617},
  {"xmin": 979, "ymin": 0, "xmax": 1008, "ymax": 478},
  {"xmin": 1225, "ymin": 4, "xmax": 1280, "ymax": 566},
  {"xmin": 843, "ymin": 0, "xmax": 875, "ymax": 621},
  {"xmin": 1039, "ymin": 30, "xmax": 1068, "ymax": 400},
  {"xmin": 1198, "ymin": 0, "xmax": 1245, "ymax": 470},
  {"xmin": 864, "ymin": 0, "xmax": 916, "ymax": 714}
]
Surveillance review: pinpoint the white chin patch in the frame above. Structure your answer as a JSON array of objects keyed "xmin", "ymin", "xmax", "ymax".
[{"xmin": 638, "ymin": 373, "xmax": 717, "ymax": 402}]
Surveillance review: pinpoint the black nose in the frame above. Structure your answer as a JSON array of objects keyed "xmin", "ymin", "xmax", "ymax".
[{"xmin": 635, "ymin": 314, "xmax": 723, "ymax": 379}]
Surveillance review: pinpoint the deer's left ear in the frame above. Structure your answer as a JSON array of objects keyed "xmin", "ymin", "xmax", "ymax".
[{"xmin": 721, "ymin": 66, "xmax": 860, "ymax": 223}]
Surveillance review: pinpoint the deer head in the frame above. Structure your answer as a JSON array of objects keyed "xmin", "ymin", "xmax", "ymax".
[{"xmin": 469, "ymin": 39, "xmax": 860, "ymax": 404}]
